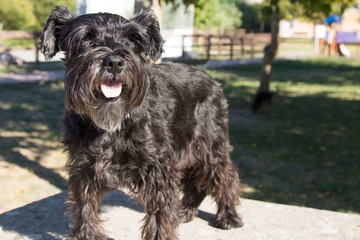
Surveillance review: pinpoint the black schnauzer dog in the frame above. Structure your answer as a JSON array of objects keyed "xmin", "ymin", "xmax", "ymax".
[{"xmin": 41, "ymin": 6, "xmax": 243, "ymax": 240}]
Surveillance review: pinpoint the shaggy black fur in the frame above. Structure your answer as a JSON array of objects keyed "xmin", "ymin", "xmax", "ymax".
[{"xmin": 41, "ymin": 6, "xmax": 243, "ymax": 240}]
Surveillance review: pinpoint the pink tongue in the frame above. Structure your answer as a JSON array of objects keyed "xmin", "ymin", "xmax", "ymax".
[{"xmin": 100, "ymin": 83, "xmax": 122, "ymax": 98}]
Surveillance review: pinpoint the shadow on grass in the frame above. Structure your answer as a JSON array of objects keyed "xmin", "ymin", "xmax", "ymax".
[
  {"xmin": 0, "ymin": 80, "xmax": 67, "ymax": 190},
  {"xmin": 210, "ymin": 59, "xmax": 360, "ymax": 213},
  {"xmin": 220, "ymin": 58, "xmax": 360, "ymax": 86}
]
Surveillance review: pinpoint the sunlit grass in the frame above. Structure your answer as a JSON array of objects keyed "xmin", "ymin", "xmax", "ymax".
[
  {"xmin": 209, "ymin": 57, "xmax": 360, "ymax": 100},
  {"xmin": 213, "ymin": 73, "xmax": 360, "ymax": 100}
]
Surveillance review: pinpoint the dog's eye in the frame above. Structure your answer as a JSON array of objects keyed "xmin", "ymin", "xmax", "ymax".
[
  {"xmin": 84, "ymin": 32, "xmax": 96, "ymax": 41},
  {"xmin": 130, "ymin": 33, "xmax": 142, "ymax": 42}
]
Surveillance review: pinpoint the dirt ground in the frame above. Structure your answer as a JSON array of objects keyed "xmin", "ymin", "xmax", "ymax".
[{"xmin": 0, "ymin": 142, "xmax": 66, "ymax": 213}]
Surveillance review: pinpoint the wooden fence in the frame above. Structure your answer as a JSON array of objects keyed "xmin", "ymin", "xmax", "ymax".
[
  {"xmin": 181, "ymin": 33, "xmax": 272, "ymax": 60},
  {"xmin": 0, "ymin": 31, "xmax": 40, "ymax": 66},
  {"xmin": 1, "ymin": 31, "xmax": 273, "ymax": 65}
]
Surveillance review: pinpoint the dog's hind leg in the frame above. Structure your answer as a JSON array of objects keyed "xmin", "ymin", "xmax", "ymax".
[
  {"xmin": 213, "ymin": 177, "xmax": 244, "ymax": 229},
  {"xmin": 183, "ymin": 136, "xmax": 243, "ymax": 229},
  {"xmin": 196, "ymin": 130, "xmax": 243, "ymax": 229},
  {"xmin": 179, "ymin": 177, "xmax": 207, "ymax": 223},
  {"xmin": 210, "ymin": 152, "xmax": 244, "ymax": 230}
]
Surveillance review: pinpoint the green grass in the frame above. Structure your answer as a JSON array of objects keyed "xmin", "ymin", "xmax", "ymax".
[{"xmin": 207, "ymin": 57, "xmax": 360, "ymax": 213}]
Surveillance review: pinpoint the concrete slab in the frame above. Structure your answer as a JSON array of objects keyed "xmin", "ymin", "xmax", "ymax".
[
  {"xmin": 8, "ymin": 50, "xmax": 64, "ymax": 63},
  {"xmin": 0, "ymin": 191, "xmax": 359, "ymax": 240}
]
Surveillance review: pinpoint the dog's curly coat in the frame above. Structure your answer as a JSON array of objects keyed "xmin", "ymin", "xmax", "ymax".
[{"xmin": 41, "ymin": 6, "xmax": 243, "ymax": 240}]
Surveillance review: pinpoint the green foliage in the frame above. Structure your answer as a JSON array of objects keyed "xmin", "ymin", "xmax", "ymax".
[
  {"xmin": 0, "ymin": 0, "xmax": 38, "ymax": 31},
  {"xmin": 164, "ymin": 0, "xmax": 195, "ymax": 6},
  {"xmin": 0, "ymin": 0, "xmax": 75, "ymax": 31},
  {"xmin": 31, "ymin": 0, "xmax": 75, "ymax": 31},
  {"xmin": 194, "ymin": 0, "xmax": 242, "ymax": 32},
  {"xmin": 292, "ymin": 0, "xmax": 357, "ymax": 18},
  {"xmin": 216, "ymin": 0, "xmax": 358, "ymax": 33},
  {"xmin": 194, "ymin": 0, "xmax": 218, "ymax": 30},
  {"xmin": 236, "ymin": 0, "xmax": 267, "ymax": 32},
  {"xmin": 261, "ymin": 0, "xmax": 358, "ymax": 22}
]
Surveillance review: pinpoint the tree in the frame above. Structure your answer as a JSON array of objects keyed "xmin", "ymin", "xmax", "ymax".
[
  {"xmin": 236, "ymin": 0, "xmax": 267, "ymax": 33},
  {"xmin": 194, "ymin": 0, "xmax": 242, "ymax": 32},
  {"xmin": 31, "ymin": 0, "xmax": 76, "ymax": 31},
  {"xmin": 215, "ymin": 1, "xmax": 242, "ymax": 33},
  {"xmin": 0, "ymin": 0, "xmax": 37, "ymax": 31},
  {"xmin": 252, "ymin": 0, "xmax": 357, "ymax": 114},
  {"xmin": 163, "ymin": 0, "xmax": 241, "ymax": 33},
  {"xmin": 0, "ymin": 0, "xmax": 75, "ymax": 31}
]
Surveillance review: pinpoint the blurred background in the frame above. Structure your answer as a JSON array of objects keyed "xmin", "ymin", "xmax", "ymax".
[{"xmin": 0, "ymin": 0, "xmax": 359, "ymax": 215}]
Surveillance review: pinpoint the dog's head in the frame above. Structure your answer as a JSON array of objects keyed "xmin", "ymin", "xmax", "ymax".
[{"xmin": 40, "ymin": 6, "xmax": 164, "ymax": 131}]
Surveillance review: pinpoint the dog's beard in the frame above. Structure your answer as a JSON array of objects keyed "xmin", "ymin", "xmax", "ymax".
[
  {"xmin": 89, "ymin": 98, "xmax": 126, "ymax": 132},
  {"xmin": 89, "ymin": 68, "xmax": 133, "ymax": 132}
]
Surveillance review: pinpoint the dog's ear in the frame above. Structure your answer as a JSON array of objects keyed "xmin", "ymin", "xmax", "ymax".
[
  {"xmin": 130, "ymin": 9, "xmax": 164, "ymax": 61},
  {"xmin": 40, "ymin": 6, "xmax": 75, "ymax": 60}
]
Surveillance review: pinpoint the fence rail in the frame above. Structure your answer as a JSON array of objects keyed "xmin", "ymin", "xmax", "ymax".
[
  {"xmin": 0, "ymin": 31, "xmax": 40, "ymax": 66},
  {"xmin": 1, "ymin": 31, "xmax": 273, "ymax": 65},
  {"xmin": 182, "ymin": 33, "xmax": 272, "ymax": 60}
]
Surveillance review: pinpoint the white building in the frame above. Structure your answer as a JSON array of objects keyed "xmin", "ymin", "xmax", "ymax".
[
  {"xmin": 76, "ymin": 0, "xmax": 135, "ymax": 18},
  {"xmin": 75, "ymin": 0, "xmax": 194, "ymax": 58}
]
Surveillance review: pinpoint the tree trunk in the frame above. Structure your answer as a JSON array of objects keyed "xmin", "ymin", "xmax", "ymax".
[{"xmin": 251, "ymin": 5, "xmax": 279, "ymax": 114}]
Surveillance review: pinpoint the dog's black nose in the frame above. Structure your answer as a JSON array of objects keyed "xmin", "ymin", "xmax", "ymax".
[{"xmin": 103, "ymin": 56, "xmax": 124, "ymax": 74}]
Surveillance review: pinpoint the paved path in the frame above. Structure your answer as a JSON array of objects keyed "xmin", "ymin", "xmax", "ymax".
[
  {"xmin": 0, "ymin": 191, "xmax": 359, "ymax": 240},
  {"xmin": 0, "ymin": 70, "xmax": 65, "ymax": 84}
]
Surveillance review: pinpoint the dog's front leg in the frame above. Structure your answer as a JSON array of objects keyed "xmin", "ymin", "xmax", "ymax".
[
  {"xmin": 140, "ymin": 170, "xmax": 181, "ymax": 240},
  {"xmin": 67, "ymin": 169, "xmax": 108, "ymax": 240}
]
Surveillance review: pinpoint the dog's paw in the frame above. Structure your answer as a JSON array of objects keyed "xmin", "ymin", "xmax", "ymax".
[{"xmin": 214, "ymin": 214, "xmax": 244, "ymax": 230}]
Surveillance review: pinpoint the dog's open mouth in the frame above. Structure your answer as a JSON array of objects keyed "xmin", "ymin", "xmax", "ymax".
[{"xmin": 100, "ymin": 82, "xmax": 123, "ymax": 99}]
